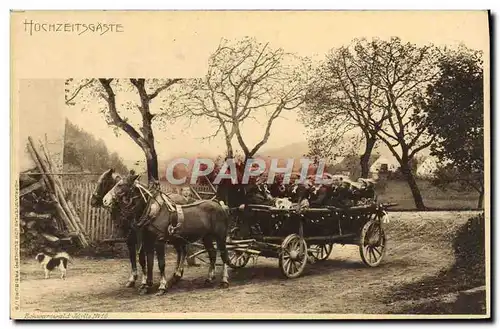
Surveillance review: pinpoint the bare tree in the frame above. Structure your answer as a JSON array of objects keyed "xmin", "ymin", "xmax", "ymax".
[
  {"xmin": 301, "ymin": 40, "xmax": 388, "ymax": 177},
  {"xmin": 65, "ymin": 78, "xmax": 183, "ymax": 182},
  {"xmin": 363, "ymin": 37, "xmax": 441, "ymax": 209},
  {"xmin": 182, "ymin": 37, "xmax": 313, "ymax": 160}
]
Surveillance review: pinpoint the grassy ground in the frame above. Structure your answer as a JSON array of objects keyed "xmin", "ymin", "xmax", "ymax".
[
  {"xmin": 377, "ymin": 179, "xmax": 479, "ymax": 210},
  {"xmin": 383, "ymin": 213, "xmax": 486, "ymax": 315}
]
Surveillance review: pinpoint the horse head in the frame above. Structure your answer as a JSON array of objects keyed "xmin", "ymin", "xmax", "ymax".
[
  {"xmin": 102, "ymin": 171, "xmax": 140, "ymax": 209},
  {"xmin": 90, "ymin": 169, "xmax": 122, "ymax": 207}
]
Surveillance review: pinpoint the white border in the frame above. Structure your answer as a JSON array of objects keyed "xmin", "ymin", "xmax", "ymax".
[{"xmin": 3, "ymin": 1, "xmax": 497, "ymax": 328}]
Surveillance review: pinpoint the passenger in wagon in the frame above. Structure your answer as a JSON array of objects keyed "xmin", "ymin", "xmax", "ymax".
[
  {"xmin": 331, "ymin": 179, "xmax": 357, "ymax": 207},
  {"xmin": 180, "ymin": 186, "xmax": 197, "ymax": 204},
  {"xmin": 357, "ymin": 178, "xmax": 377, "ymax": 203},
  {"xmin": 242, "ymin": 175, "xmax": 275, "ymax": 206},
  {"xmin": 309, "ymin": 183, "xmax": 330, "ymax": 207}
]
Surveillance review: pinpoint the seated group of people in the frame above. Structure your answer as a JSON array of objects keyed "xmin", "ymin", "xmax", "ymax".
[{"xmin": 241, "ymin": 175, "xmax": 378, "ymax": 210}]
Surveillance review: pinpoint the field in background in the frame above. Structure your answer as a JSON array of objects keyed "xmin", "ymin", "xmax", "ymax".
[{"xmin": 377, "ymin": 179, "xmax": 479, "ymax": 210}]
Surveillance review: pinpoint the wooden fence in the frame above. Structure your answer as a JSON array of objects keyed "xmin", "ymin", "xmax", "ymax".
[{"xmin": 62, "ymin": 181, "xmax": 216, "ymax": 242}]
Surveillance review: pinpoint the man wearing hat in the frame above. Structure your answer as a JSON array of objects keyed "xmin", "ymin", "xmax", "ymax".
[
  {"xmin": 331, "ymin": 177, "xmax": 357, "ymax": 207},
  {"xmin": 358, "ymin": 178, "xmax": 378, "ymax": 203},
  {"xmin": 238, "ymin": 174, "xmax": 275, "ymax": 237}
]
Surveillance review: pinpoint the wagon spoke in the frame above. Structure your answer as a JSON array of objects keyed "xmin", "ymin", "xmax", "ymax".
[
  {"xmin": 290, "ymin": 260, "xmax": 298, "ymax": 274},
  {"xmin": 285, "ymin": 259, "xmax": 293, "ymax": 274},
  {"xmin": 369, "ymin": 248, "xmax": 377, "ymax": 262},
  {"xmin": 366, "ymin": 247, "xmax": 372, "ymax": 263},
  {"xmin": 280, "ymin": 234, "xmax": 307, "ymax": 278}
]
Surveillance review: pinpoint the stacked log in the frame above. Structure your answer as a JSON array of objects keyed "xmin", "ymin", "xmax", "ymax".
[{"xmin": 20, "ymin": 137, "xmax": 89, "ymax": 249}]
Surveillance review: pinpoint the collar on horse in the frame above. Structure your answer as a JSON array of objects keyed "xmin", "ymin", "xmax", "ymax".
[{"xmin": 134, "ymin": 182, "xmax": 188, "ymax": 237}]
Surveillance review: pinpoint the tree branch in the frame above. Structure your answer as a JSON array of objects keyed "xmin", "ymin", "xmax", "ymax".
[
  {"xmin": 148, "ymin": 78, "xmax": 183, "ymax": 100},
  {"xmin": 65, "ymin": 79, "xmax": 95, "ymax": 105},
  {"xmin": 98, "ymin": 78, "xmax": 147, "ymax": 150}
]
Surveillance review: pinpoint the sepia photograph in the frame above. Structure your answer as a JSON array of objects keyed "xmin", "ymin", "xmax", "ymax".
[{"xmin": 10, "ymin": 10, "xmax": 490, "ymax": 320}]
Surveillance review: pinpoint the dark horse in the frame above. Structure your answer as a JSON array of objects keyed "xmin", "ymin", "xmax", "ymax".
[
  {"xmin": 90, "ymin": 169, "xmax": 190, "ymax": 294},
  {"xmin": 101, "ymin": 171, "xmax": 231, "ymax": 295}
]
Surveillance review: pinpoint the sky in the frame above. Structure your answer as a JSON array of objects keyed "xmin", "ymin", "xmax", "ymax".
[{"xmin": 62, "ymin": 11, "xmax": 489, "ymax": 171}]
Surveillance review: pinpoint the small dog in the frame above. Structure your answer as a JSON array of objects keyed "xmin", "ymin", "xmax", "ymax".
[{"xmin": 35, "ymin": 252, "xmax": 71, "ymax": 279}]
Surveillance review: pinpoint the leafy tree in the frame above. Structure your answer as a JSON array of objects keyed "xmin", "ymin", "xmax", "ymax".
[
  {"xmin": 301, "ymin": 39, "xmax": 388, "ymax": 178},
  {"xmin": 181, "ymin": 37, "xmax": 313, "ymax": 160},
  {"xmin": 423, "ymin": 46, "xmax": 484, "ymax": 208},
  {"xmin": 364, "ymin": 37, "xmax": 441, "ymax": 209},
  {"xmin": 65, "ymin": 78, "xmax": 183, "ymax": 182}
]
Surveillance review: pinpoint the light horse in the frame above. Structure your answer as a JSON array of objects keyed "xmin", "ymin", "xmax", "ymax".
[
  {"xmin": 90, "ymin": 169, "xmax": 189, "ymax": 295},
  {"xmin": 102, "ymin": 172, "xmax": 231, "ymax": 295}
]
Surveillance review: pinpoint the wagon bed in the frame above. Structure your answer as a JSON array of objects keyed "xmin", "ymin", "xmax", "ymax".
[{"xmin": 189, "ymin": 202, "xmax": 396, "ymax": 279}]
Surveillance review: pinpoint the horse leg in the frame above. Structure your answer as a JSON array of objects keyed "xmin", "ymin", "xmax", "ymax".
[
  {"xmin": 155, "ymin": 242, "xmax": 167, "ymax": 296},
  {"xmin": 141, "ymin": 237, "xmax": 155, "ymax": 295},
  {"xmin": 125, "ymin": 234, "xmax": 138, "ymax": 288},
  {"xmin": 167, "ymin": 242, "xmax": 186, "ymax": 289},
  {"xmin": 216, "ymin": 236, "xmax": 230, "ymax": 289},
  {"xmin": 137, "ymin": 243, "xmax": 148, "ymax": 294},
  {"xmin": 202, "ymin": 236, "xmax": 216, "ymax": 285}
]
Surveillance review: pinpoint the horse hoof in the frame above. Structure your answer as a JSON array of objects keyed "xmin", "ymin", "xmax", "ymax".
[
  {"xmin": 138, "ymin": 285, "xmax": 149, "ymax": 295},
  {"xmin": 219, "ymin": 282, "xmax": 229, "ymax": 289},
  {"xmin": 155, "ymin": 289, "xmax": 166, "ymax": 296},
  {"xmin": 125, "ymin": 281, "xmax": 135, "ymax": 288}
]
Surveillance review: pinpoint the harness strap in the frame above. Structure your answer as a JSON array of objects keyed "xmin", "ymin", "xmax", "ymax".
[{"xmin": 168, "ymin": 205, "xmax": 185, "ymax": 235}]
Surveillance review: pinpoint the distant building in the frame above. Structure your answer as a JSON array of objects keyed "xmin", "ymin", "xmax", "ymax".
[
  {"xmin": 369, "ymin": 156, "xmax": 401, "ymax": 174},
  {"xmin": 416, "ymin": 156, "xmax": 448, "ymax": 179}
]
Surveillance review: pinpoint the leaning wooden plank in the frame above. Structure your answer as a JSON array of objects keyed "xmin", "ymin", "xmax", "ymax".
[
  {"xmin": 19, "ymin": 180, "xmax": 45, "ymax": 196},
  {"xmin": 41, "ymin": 143, "xmax": 87, "ymax": 234},
  {"xmin": 39, "ymin": 143, "xmax": 89, "ymax": 246},
  {"xmin": 25, "ymin": 139, "xmax": 83, "ymax": 244},
  {"xmin": 41, "ymin": 233, "xmax": 60, "ymax": 243},
  {"xmin": 26, "ymin": 140, "xmax": 52, "ymax": 192},
  {"xmin": 21, "ymin": 212, "xmax": 52, "ymax": 220}
]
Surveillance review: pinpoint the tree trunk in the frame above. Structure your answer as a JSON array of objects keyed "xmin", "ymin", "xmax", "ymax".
[
  {"xmin": 360, "ymin": 136, "xmax": 376, "ymax": 178},
  {"xmin": 401, "ymin": 161, "xmax": 426, "ymax": 210},
  {"xmin": 477, "ymin": 190, "xmax": 484, "ymax": 209},
  {"xmin": 144, "ymin": 146, "xmax": 159, "ymax": 182},
  {"xmin": 225, "ymin": 139, "xmax": 234, "ymax": 158}
]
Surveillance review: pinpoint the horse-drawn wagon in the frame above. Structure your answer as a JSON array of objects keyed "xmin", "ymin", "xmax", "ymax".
[{"xmin": 189, "ymin": 201, "xmax": 396, "ymax": 279}]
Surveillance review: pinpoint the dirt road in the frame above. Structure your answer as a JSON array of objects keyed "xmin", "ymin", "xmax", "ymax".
[{"xmin": 19, "ymin": 211, "xmax": 479, "ymax": 314}]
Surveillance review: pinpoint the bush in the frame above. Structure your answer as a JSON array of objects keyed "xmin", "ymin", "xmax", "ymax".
[{"xmin": 452, "ymin": 212, "xmax": 485, "ymax": 276}]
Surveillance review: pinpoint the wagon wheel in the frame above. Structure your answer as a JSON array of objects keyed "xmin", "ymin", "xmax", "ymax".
[
  {"xmin": 279, "ymin": 234, "xmax": 308, "ymax": 278},
  {"xmin": 309, "ymin": 243, "xmax": 334, "ymax": 261},
  {"xmin": 359, "ymin": 220, "xmax": 386, "ymax": 267},
  {"xmin": 227, "ymin": 250, "xmax": 251, "ymax": 269}
]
